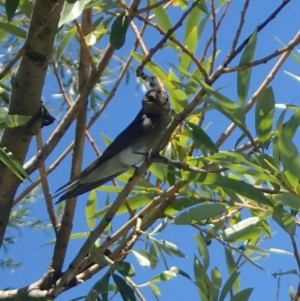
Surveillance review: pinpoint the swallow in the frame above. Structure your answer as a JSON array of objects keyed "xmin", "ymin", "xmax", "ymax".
[{"xmin": 53, "ymin": 89, "xmax": 172, "ymax": 203}]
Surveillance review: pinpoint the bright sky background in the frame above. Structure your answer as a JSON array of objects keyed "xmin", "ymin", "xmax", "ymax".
[{"xmin": 1, "ymin": 1, "xmax": 300, "ymax": 301}]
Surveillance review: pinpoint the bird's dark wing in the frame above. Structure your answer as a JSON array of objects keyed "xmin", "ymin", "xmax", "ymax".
[
  {"xmin": 53, "ymin": 111, "xmax": 160, "ymax": 199},
  {"xmin": 55, "ymin": 169, "xmax": 126, "ymax": 203}
]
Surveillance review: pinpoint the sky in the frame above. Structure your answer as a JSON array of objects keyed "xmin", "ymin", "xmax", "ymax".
[{"xmin": 1, "ymin": 1, "xmax": 300, "ymax": 301}]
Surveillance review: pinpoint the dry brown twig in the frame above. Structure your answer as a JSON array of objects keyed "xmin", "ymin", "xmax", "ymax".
[
  {"xmin": 200, "ymin": 0, "xmax": 232, "ymax": 63},
  {"xmin": 36, "ymin": 131, "xmax": 60, "ymax": 233},
  {"xmin": 216, "ymin": 31, "xmax": 300, "ymax": 148}
]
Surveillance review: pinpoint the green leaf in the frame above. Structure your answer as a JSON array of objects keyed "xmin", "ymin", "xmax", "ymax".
[
  {"xmin": 237, "ymin": 29, "xmax": 257, "ymax": 106},
  {"xmin": 0, "ymin": 143, "xmax": 31, "ymax": 181},
  {"xmin": 131, "ymin": 250, "xmax": 151, "ymax": 267},
  {"xmin": 150, "ymin": 237, "xmax": 186, "ymax": 258},
  {"xmin": 185, "ymin": 121, "xmax": 218, "ymax": 153},
  {"xmin": 194, "ymin": 234, "xmax": 210, "ymax": 271},
  {"xmin": 180, "ymin": 26, "xmax": 197, "ymax": 72},
  {"xmin": 116, "ymin": 261, "xmax": 135, "ymax": 277},
  {"xmin": 193, "ymin": 255, "xmax": 209, "ymax": 301},
  {"xmin": 230, "ymin": 288, "xmax": 253, "ymax": 301},
  {"xmin": 272, "ymin": 205, "xmax": 296, "ymax": 235},
  {"xmin": 148, "ymin": 162, "xmax": 166, "ymax": 182},
  {"xmin": 150, "ymin": 0, "xmax": 176, "ymax": 49},
  {"xmin": 199, "ymin": 81, "xmax": 246, "ymax": 130},
  {"xmin": 278, "ymin": 131, "xmax": 300, "ymax": 188},
  {"xmin": 185, "ymin": 4, "xmax": 203, "ymax": 42},
  {"xmin": 268, "ymin": 248, "xmax": 293, "ymax": 256},
  {"xmin": 202, "ymin": 151, "xmax": 280, "ymax": 185},
  {"xmin": 219, "ymin": 271, "xmax": 240, "ymax": 301},
  {"xmin": 85, "ymin": 190, "xmax": 97, "ymax": 230},
  {"xmin": 0, "ymin": 114, "xmax": 31, "ymax": 128},
  {"xmin": 148, "ymin": 282, "xmax": 161, "ymax": 298},
  {"xmin": 211, "ymin": 267, "xmax": 222, "ymax": 289},
  {"xmin": 56, "ymin": 26, "xmax": 77, "ymax": 61},
  {"xmin": 196, "ymin": 173, "xmax": 273, "ymax": 207},
  {"xmin": 132, "ymin": 52, "xmax": 168, "ymax": 81},
  {"xmin": 59, "ymin": 0, "xmax": 86, "ymax": 27},
  {"xmin": 110, "ymin": 13, "xmax": 130, "ymax": 50},
  {"xmin": 150, "ymin": 269, "xmax": 177, "ymax": 283},
  {"xmin": 149, "ymin": 243, "xmax": 159, "ymax": 268},
  {"xmin": 167, "ymin": 69, "xmax": 188, "ymax": 111},
  {"xmin": 174, "ymin": 204, "xmax": 226, "ymax": 225},
  {"xmin": 94, "ymin": 192, "xmax": 154, "ymax": 218},
  {"xmin": 151, "ymin": 0, "xmax": 174, "ymax": 33},
  {"xmin": 241, "ymin": 245, "xmax": 269, "ymax": 256},
  {"xmin": 151, "ymin": 267, "xmax": 191, "ymax": 283},
  {"xmin": 165, "ymin": 196, "xmax": 203, "ymax": 215},
  {"xmin": 5, "ymin": 0, "xmax": 20, "ymax": 22},
  {"xmin": 86, "ymin": 273, "xmax": 110, "ymax": 301},
  {"xmin": 255, "ymin": 87, "xmax": 275, "ymax": 150},
  {"xmin": 224, "ymin": 248, "xmax": 239, "ymax": 292},
  {"xmin": 272, "ymin": 192, "xmax": 300, "ymax": 210},
  {"xmin": 169, "ymin": 266, "xmax": 191, "ymax": 280},
  {"xmin": 19, "ymin": 0, "xmax": 33, "ymax": 19},
  {"xmin": 112, "ymin": 274, "xmax": 136, "ymax": 301},
  {"xmin": 0, "ymin": 21, "xmax": 26, "ymax": 39},
  {"xmin": 222, "ymin": 217, "xmax": 262, "ymax": 242},
  {"xmin": 197, "ymin": 0, "xmax": 208, "ymax": 13}
]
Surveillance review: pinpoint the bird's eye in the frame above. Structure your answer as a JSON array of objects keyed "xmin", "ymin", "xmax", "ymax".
[{"xmin": 147, "ymin": 95, "xmax": 156, "ymax": 102}]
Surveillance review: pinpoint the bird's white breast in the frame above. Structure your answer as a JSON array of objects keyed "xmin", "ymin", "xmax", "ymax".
[{"xmin": 118, "ymin": 146, "xmax": 147, "ymax": 166}]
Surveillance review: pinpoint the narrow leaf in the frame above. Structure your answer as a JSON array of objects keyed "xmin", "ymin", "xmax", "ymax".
[
  {"xmin": 255, "ymin": 87, "xmax": 275, "ymax": 149},
  {"xmin": 272, "ymin": 205, "xmax": 296, "ymax": 235},
  {"xmin": 116, "ymin": 261, "xmax": 135, "ymax": 277},
  {"xmin": 174, "ymin": 204, "xmax": 226, "ymax": 225},
  {"xmin": 195, "ymin": 234, "xmax": 210, "ymax": 271},
  {"xmin": 237, "ymin": 29, "xmax": 257, "ymax": 106},
  {"xmin": 230, "ymin": 288, "xmax": 253, "ymax": 301},
  {"xmin": 85, "ymin": 190, "xmax": 97, "ymax": 230},
  {"xmin": 196, "ymin": 173, "xmax": 273, "ymax": 206},
  {"xmin": 219, "ymin": 271, "xmax": 240, "ymax": 301},
  {"xmin": 185, "ymin": 121, "xmax": 218, "ymax": 153},
  {"xmin": 222, "ymin": 217, "xmax": 262, "ymax": 242},
  {"xmin": 56, "ymin": 26, "xmax": 77, "ymax": 61},
  {"xmin": 59, "ymin": 0, "xmax": 86, "ymax": 27},
  {"xmin": 110, "ymin": 13, "xmax": 129, "ymax": 50},
  {"xmin": 0, "ymin": 21, "xmax": 26, "ymax": 39},
  {"xmin": 5, "ymin": 0, "xmax": 20, "ymax": 22},
  {"xmin": 112, "ymin": 274, "xmax": 136, "ymax": 301}
]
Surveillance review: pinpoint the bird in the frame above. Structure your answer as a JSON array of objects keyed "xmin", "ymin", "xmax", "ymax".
[{"xmin": 53, "ymin": 89, "xmax": 172, "ymax": 203}]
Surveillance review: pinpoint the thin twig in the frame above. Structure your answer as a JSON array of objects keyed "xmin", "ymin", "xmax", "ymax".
[
  {"xmin": 200, "ymin": 0, "xmax": 232, "ymax": 63},
  {"xmin": 135, "ymin": 0, "xmax": 171, "ymax": 15},
  {"xmin": 74, "ymin": 19, "xmax": 98, "ymax": 73},
  {"xmin": 137, "ymin": 14, "xmax": 209, "ymax": 82},
  {"xmin": 126, "ymin": 277, "xmax": 146, "ymax": 301},
  {"xmin": 136, "ymin": 1, "xmax": 208, "ymax": 80},
  {"xmin": 224, "ymin": 0, "xmax": 291, "ymax": 67},
  {"xmin": 290, "ymin": 235, "xmax": 300, "ymax": 272},
  {"xmin": 51, "ymin": 8, "xmax": 92, "ymax": 274},
  {"xmin": 224, "ymin": 40, "xmax": 300, "ymax": 72},
  {"xmin": 216, "ymin": 31, "xmax": 300, "ymax": 148},
  {"xmin": 225, "ymin": 0, "xmax": 250, "ymax": 64},
  {"xmin": 36, "ymin": 131, "xmax": 60, "ymax": 233},
  {"xmin": 209, "ymin": 0, "xmax": 218, "ymax": 74}
]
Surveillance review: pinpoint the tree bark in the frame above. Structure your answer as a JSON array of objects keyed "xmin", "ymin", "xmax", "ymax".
[{"xmin": 0, "ymin": 0, "xmax": 65, "ymax": 247}]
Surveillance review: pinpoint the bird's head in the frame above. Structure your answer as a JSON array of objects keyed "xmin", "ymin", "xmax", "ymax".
[{"xmin": 142, "ymin": 89, "xmax": 171, "ymax": 114}]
